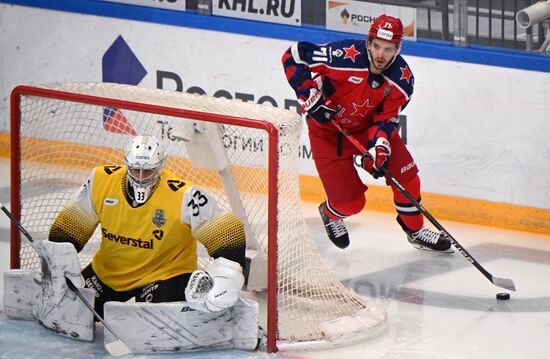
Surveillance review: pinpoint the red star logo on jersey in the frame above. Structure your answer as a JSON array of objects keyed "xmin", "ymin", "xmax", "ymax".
[
  {"xmin": 343, "ymin": 45, "xmax": 360, "ymax": 63},
  {"xmin": 400, "ymin": 66, "xmax": 412, "ymax": 83},
  {"xmin": 350, "ymin": 98, "xmax": 375, "ymax": 117}
]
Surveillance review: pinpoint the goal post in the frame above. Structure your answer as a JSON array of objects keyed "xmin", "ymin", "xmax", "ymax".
[{"xmin": 9, "ymin": 83, "xmax": 387, "ymax": 352}]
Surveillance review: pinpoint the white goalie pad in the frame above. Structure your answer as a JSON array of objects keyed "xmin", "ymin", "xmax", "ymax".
[
  {"xmin": 103, "ymin": 297, "xmax": 260, "ymax": 353},
  {"xmin": 37, "ymin": 286, "xmax": 96, "ymax": 342},
  {"xmin": 4, "ymin": 270, "xmax": 41, "ymax": 320},
  {"xmin": 4, "ymin": 241, "xmax": 95, "ymax": 341},
  {"xmin": 3, "ymin": 269, "xmax": 96, "ymax": 341}
]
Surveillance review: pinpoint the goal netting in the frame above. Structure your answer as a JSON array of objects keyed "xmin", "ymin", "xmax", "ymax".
[{"xmin": 9, "ymin": 83, "xmax": 386, "ymax": 351}]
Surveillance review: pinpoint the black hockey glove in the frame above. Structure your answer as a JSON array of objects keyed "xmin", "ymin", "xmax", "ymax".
[{"xmin": 302, "ymin": 89, "xmax": 337, "ymax": 124}]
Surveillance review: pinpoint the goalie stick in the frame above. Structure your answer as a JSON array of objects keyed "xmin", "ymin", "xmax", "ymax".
[
  {"xmin": 0, "ymin": 201, "xmax": 132, "ymax": 357},
  {"xmin": 329, "ymin": 122, "xmax": 516, "ymax": 292}
]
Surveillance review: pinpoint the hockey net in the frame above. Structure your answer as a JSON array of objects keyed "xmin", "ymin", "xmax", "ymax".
[{"xmin": 9, "ymin": 83, "xmax": 386, "ymax": 352}]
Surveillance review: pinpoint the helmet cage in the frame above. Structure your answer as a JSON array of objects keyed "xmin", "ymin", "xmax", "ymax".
[{"xmin": 124, "ymin": 135, "xmax": 167, "ymax": 204}]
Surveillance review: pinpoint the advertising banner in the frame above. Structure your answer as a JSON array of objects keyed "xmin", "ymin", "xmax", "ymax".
[
  {"xmin": 212, "ymin": 0, "xmax": 301, "ymax": 26},
  {"xmin": 326, "ymin": 0, "xmax": 416, "ymax": 40},
  {"xmin": 2, "ymin": 5, "xmax": 549, "ymax": 208},
  {"xmin": 97, "ymin": 0, "xmax": 186, "ymax": 11}
]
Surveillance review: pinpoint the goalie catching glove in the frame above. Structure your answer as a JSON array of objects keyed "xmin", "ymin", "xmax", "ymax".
[
  {"xmin": 360, "ymin": 137, "xmax": 391, "ymax": 179},
  {"xmin": 185, "ymin": 257, "xmax": 245, "ymax": 313}
]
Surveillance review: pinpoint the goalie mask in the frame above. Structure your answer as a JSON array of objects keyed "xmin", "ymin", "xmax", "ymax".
[{"xmin": 124, "ymin": 135, "xmax": 167, "ymax": 204}]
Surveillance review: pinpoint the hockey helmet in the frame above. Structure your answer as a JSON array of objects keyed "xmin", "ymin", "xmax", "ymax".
[
  {"xmin": 124, "ymin": 135, "xmax": 167, "ymax": 204},
  {"xmin": 368, "ymin": 15, "xmax": 404, "ymax": 45}
]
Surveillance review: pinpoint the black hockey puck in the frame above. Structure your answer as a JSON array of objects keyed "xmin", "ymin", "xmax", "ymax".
[{"xmin": 496, "ymin": 292, "xmax": 510, "ymax": 300}]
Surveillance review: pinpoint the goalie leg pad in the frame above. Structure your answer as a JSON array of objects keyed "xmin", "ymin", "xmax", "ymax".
[
  {"xmin": 103, "ymin": 298, "xmax": 260, "ymax": 353},
  {"xmin": 3, "ymin": 270, "xmax": 41, "ymax": 320},
  {"xmin": 3, "ymin": 269, "xmax": 95, "ymax": 341},
  {"xmin": 231, "ymin": 296, "xmax": 261, "ymax": 350},
  {"xmin": 37, "ymin": 287, "xmax": 96, "ymax": 341},
  {"xmin": 33, "ymin": 241, "xmax": 85, "ymax": 320}
]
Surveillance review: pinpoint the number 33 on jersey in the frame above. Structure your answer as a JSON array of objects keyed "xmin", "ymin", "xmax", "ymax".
[{"xmin": 63, "ymin": 165, "xmax": 222, "ymax": 290}]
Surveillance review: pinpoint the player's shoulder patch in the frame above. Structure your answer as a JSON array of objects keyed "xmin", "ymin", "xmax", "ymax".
[
  {"xmin": 385, "ymin": 55, "xmax": 414, "ymax": 94},
  {"xmin": 328, "ymin": 39, "xmax": 368, "ymax": 68},
  {"xmin": 167, "ymin": 179, "xmax": 186, "ymax": 192},
  {"xmin": 162, "ymin": 168, "xmax": 188, "ymax": 192},
  {"xmin": 102, "ymin": 165, "xmax": 123, "ymax": 175}
]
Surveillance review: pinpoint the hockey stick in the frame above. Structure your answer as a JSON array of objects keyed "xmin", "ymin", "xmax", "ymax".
[
  {"xmin": 329, "ymin": 122, "xmax": 516, "ymax": 292},
  {"xmin": 0, "ymin": 202, "xmax": 132, "ymax": 356}
]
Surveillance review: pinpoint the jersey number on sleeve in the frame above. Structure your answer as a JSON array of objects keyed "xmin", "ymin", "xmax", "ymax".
[{"xmin": 187, "ymin": 191, "xmax": 208, "ymax": 216}]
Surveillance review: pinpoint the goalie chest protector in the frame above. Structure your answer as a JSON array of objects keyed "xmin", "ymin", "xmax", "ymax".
[{"xmin": 90, "ymin": 166, "xmax": 197, "ymax": 291}]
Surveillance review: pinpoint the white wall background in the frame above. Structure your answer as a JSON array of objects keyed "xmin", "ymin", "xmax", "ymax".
[{"xmin": 1, "ymin": 5, "xmax": 549, "ymax": 209}]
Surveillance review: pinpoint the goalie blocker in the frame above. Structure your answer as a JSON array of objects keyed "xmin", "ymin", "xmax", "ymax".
[{"xmin": 3, "ymin": 241, "xmax": 95, "ymax": 341}]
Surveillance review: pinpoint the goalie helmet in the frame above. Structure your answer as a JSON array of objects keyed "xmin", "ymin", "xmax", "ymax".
[
  {"xmin": 124, "ymin": 135, "xmax": 167, "ymax": 204},
  {"xmin": 368, "ymin": 15, "xmax": 404, "ymax": 45}
]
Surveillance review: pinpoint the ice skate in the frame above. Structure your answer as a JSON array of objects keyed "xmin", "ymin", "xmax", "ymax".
[
  {"xmin": 319, "ymin": 203, "xmax": 350, "ymax": 249},
  {"xmin": 397, "ymin": 216, "xmax": 453, "ymax": 253}
]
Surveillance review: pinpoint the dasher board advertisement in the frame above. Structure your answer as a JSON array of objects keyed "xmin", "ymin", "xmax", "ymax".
[
  {"xmin": 326, "ymin": 0, "xmax": 416, "ymax": 41},
  {"xmin": 212, "ymin": 0, "xmax": 301, "ymax": 26},
  {"xmin": 97, "ymin": 0, "xmax": 186, "ymax": 11}
]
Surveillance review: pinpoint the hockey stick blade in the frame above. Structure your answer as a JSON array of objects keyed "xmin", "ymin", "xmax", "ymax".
[
  {"xmin": 446, "ymin": 233, "xmax": 516, "ymax": 291},
  {"xmin": 104, "ymin": 340, "xmax": 132, "ymax": 357},
  {"xmin": 65, "ymin": 279, "xmax": 132, "ymax": 357},
  {"xmin": 491, "ymin": 276, "xmax": 516, "ymax": 292}
]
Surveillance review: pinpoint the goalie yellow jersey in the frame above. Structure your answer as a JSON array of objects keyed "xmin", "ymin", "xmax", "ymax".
[{"xmin": 90, "ymin": 166, "xmax": 197, "ymax": 291}]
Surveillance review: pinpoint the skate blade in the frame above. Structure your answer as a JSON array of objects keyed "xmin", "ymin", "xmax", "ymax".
[{"xmin": 411, "ymin": 243, "xmax": 455, "ymax": 253}]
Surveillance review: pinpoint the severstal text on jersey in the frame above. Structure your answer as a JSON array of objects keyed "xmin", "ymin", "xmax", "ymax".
[{"xmin": 101, "ymin": 227, "xmax": 155, "ymax": 249}]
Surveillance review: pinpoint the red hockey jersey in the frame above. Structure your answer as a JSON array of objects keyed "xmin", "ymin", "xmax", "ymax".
[{"xmin": 282, "ymin": 39, "xmax": 414, "ymax": 140}]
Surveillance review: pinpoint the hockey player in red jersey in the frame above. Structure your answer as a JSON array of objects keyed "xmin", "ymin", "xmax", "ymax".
[{"xmin": 282, "ymin": 15, "xmax": 453, "ymax": 252}]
